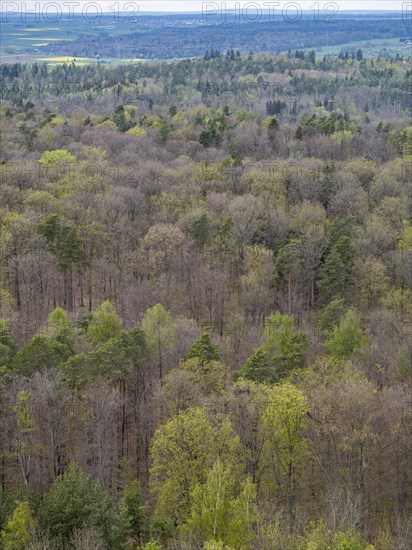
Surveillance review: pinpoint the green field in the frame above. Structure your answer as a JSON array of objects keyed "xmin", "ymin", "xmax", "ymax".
[
  {"xmin": 303, "ymin": 37, "xmax": 411, "ymax": 57},
  {"xmin": 0, "ymin": 20, "xmax": 139, "ymax": 64}
]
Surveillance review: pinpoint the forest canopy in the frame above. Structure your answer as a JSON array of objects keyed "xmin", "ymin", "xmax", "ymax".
[{"xmin": 0, "ymin": 48, "xmax": 411, "ymax": 549}]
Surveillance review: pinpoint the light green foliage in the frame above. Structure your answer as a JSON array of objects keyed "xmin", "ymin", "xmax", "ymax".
[
  {"xmin": 357, "ymin": 258, "xmax": 389, "ymax": 307},
  {"xmin": 183, "ymin": 459, "xmax": 256, "ymax": 548},
  {"xmin": 38, "ymin": 149, "xmax": 76, "ymax": 166},
  {"xmin": 96, "ymin": 119, "xmax": 117, "ymax": 130},
  {"xmin": 303, "ymin": 522, "xmax": 370, "ymax": 550},
  {"xmin": 263, "ymin": 312, "xmax": 307, "ymax": 379},
  {"xmin": 150, "ymin": 407, "xmax": 242, "ymax": 525},
  {"xmin": 325, "ymin": 310, "xmax": 367, "ymax": 359},
  {"xmin": 39, "ymin": 462, "xmax": 111, "ymax": 543},
  {"xmin": 262, "ymin": 383, "xmax": 309, "ymax": 469},
  {"xmin": 381, "ymin": 287, "xmax": 412, "ymax": 318},
  {"xmin": 11, "ymin": 390, "xmax": 34, "ymax": 487},
  {"xmin": 14, "ymin": 390, "xmax": 33, "ymax": 434},
  {"xmin": 140, "ymin": 543, "xmax": 162, "ymax": 550},
  {"xmin": 86, "ymin": 300, "xmax": 122, "ymax": 347},
  {"xmin": 1, "ymin": 501, "xmax": 36, "ymax": 550},
  {"xmin": 224, "ymin": 476, "xmax": 257, "ymax": 548},
  {"xmin": 399, "ymin": 219, "xmax": 412, "ymax": 251},
  {"xmin": 127, "ymin": 126, "xmax": 147, "ymax": 137},
  {"xmin": 151, "ymin": 192, "xmax": 185, "ymax": 218},
  {"xmin": 47, "ymin": 307, "xmax": 71, "ymax": 334},
  {"xmin": 262, "ymin": 382, "xmax": 309, "ymax": 524},
  {"xmin": 142, "ymin": 304, "xmax": 176, "ymax": 379},
  {"xmin": 179, "ymin": 357, "xmax": 227, "ymax": 394},
  {"xmin": 203, "ymin": 541, "xmax": 234, "ymax": 550},
  {"xmin": 81, "ymin": 145, "xmax": 109, "ymax": 160},
  {"xmin": 255, "ymin": 520, "xmax": 373, "ymax": 550},
  {"xmin": 184, "ymin": 463, "xmax": 231, "ymax": 542},
  {"xmin": 142, "ymin": 304, "xmax": 176, "ymax": 353},
  {"xmin": 331, "ymin": 529, "xmax": 369, "ymax": 550},
  {"xmin": 303, "ymin": 520, "xmax": 332, "ymax": 549},
  {"xmin": 244, "ymin": 244, "xmax": 274, "ymax": 276}
]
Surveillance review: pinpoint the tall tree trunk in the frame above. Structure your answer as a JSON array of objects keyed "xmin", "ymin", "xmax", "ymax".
[
  {"xmin": 67, "ymin": 386, "xmax": 75, "ymax": 465},
  {"xmin": 88, "ymin": 263, "xmax": 93, "ymax": 312},
  {"xmin": 288, "ymin": 271, "xmax": 292, "ymax": 315},
  {"xmin": 14, "ymin": 258, "xmax": 21, "ymax": 311}
]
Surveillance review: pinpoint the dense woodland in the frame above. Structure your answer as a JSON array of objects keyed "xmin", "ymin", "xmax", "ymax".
[
  {"xmin": 5, "ymin": 12, "xmax": 410, "ymax": 60},
  {"xmin": 0, "ymin": 50, "xmax": 412, "ymax": 549}
]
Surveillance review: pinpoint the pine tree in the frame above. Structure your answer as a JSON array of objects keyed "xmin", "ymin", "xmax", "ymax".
[
  {"xmin": 263, "ymin": 313, "xmax": 307, "ymax": 380},
  {"xmin": 191, "ymin": 214, "xmax": 210, "ymax": 249},
  {"xmin": 37, "ymin": 213, "xmax": 61, "ymax": 254},
  {"xmin": 116, "ymin": 480, "xmax": 147, "ymax": 546},
  {"xmin": 13, "ymin": 333, "xmax": 71, "ymax": 376},
  {"xmin": 39, "ymin": 462, "xmax": 111, "ymax": 544},
  {"xmin": 57, "ymin": 228, "xmax": 85, "ymax": 272},
  {"xmin": 186, "ymin": 329, "xmax": 220, "ymax": 366},
  {"xmin": 90, "ymin": 327, "xmax": 146, "ymax": 381},
  {"xmin": 317, "ymin": 236, "xmax": 355, "ymax": 300},
  {"xmin": 235, "ymin": 347, "xmax": 273, "ymax": 384},
  {"xmin": 111, "ymin": 499, "xmax": 133, "ymax": 549},
  {"xmin": 318, "ymin": 299, "xmax": 346, "ymax": 335}
]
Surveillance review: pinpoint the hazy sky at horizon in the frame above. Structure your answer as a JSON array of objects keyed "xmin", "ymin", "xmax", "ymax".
[{"xmin": 4, "ymin": 1, "xmax": 407, "ymax": 12}]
